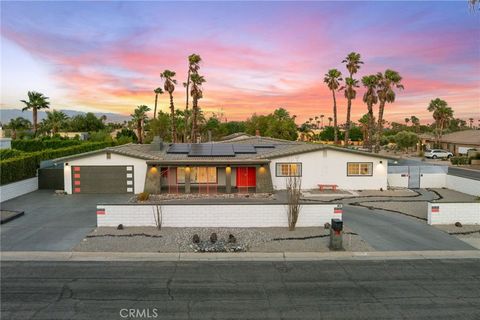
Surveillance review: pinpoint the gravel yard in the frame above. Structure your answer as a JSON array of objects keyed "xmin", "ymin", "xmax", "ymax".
[
  {"xmin": 74, "ymin": 226, "xmax": 373, "ymax": 253},
  {"xmin": 434, "ymin": 224, "xmax": 480, "ymax": 249},
  {"xmin": 356, "ymin": 189, "xmax": 418, "ymax": 197},
  {"xmin": 429, "ymin": 188, "xmax": 479, "ymax": 202}
]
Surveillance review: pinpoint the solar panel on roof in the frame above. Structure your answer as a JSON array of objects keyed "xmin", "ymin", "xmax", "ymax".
[
  {"xmin": 253, "ymin": 144, "xmax": 275, "ymax": 148},
  {"xmin": 233, "ymin": 145, "xmax": 257, "ymax": 154},
  {"xmin": 167, "ymin": 144, "xmax": 191, "ymax": 154},
  {"xmin": 212, "ymin": 144, "xmax": 235, "ymax": 156},
  {"xmin": 188, "ymin": 144, "xmax": 212, "ymax": 156}
]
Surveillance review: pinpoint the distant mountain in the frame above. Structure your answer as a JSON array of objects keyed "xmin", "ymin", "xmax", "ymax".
[{"xmin": 0, "ymin": 108, "xmax": 130, "ymax": 124}]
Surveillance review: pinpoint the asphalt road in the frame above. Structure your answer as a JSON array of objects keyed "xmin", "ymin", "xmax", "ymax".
[
  {"xmin": 1, "ymin": 260, "xmax": 479, "ymax": 319},
  {"xmin": 342, "ymin": 204, "xmax": 475, "ymax": 251},
  {"xmin": 0, "ymin": 190, "xmax": 131, "ymax": 251}
]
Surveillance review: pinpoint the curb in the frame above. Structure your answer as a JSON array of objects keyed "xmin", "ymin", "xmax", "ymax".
[
  {"xmin": 0, "ymin": 210, "xmax": 24, "ymax": 224},
  {"xmin": 1, "ymin": 250, "xmax": 479, "ymax": 262}
]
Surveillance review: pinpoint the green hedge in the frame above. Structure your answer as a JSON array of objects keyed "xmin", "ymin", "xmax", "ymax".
[
  {"xmin": 450, "ymin": 156, "xmax": 469, "ymax": 165},
  {"xmin": 0, "ymin": 141, "xmax": 112, "ymax": 185},
  {"xmin": 0, "ymin": 149, "xmax": 25, "ymax": 160},
  {"xmin": 11, "ymin": 139, "xmax": 83, "ymax": 152}
]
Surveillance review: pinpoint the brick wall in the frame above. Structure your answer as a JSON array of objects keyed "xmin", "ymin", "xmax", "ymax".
[
  {"xmin": 427, "ymin": 202, "xmax": 480, "ymax": 225},
  {"xmin": 97, "ymin": 203, "xmax": 342, "ymax": 227}
]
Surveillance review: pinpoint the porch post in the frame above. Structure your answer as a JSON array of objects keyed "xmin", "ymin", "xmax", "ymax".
[
  {"xmin": 185, "ymin": 166, "xmax": 191, "ymax": 193},
  {"xmin": 225, "ymin": 166, "xmax": 232, "ymax": 193}
]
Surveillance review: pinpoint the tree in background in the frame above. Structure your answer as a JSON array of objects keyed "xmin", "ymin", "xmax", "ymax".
[
  {"xmin": 394, "ymin": 131, "xmax": 418, "ymax": 151},
  {"xmin": 361, "ymin": 75, "xmax": 379, "ymax": 151},
  {"xmin": 404, "ymin": 118, "xmax": 410, "ymax": 126},
  {"xmin": 130, "ymin": 105, "xmax": 151, "ymax": 144},
  {"xmin": 147, "ymin": 111, "xmax": 172, "ymax": 142},
  {"xmin": 68, "ymin": 113, "xmax": 105, "ymax": 132},
  {"xmin": 374, "ymin": 69, "xmax": 404, "ymax": 153},
  {"xmin": 358, "ymin": 113, "xmax": 371, "ymax": 147},
  {"xmin": 410, "ymin": 116, "xmax": 420, "ymax": 133},
  {"xmin": 160, "ymin": 70, "xmax": 178, "ymax": 142},
  {"xmin": 328, "ymin": 117, "xmax": 333, "ymax": 126},
  {"xmin": 183, "ymin": 54, "xmax": 202, "ymax": 142},
  {"xmin": 41, "ymin": 110, "xmax": 68, "ymax": 135},
  {"xmin": 319, "ymin": 126, "xmax": 344, "ymax": 142},
  {"xmin": 153, "ymin": 88, "xmax": 163, "ymax": 120},
  {"xmin": 116, "ymin": 128, "xmax": 138, "ymax": 144},
  {"xmin": 245, "ymin": 108, "xmax": 298, "ymax": 141},
  {"xmin": 324, "ymin": 69, "xmax": 343, "ymax": 145},
  {"xmin": 341, "ymin": 52, "xmax": 363, "ymax": 146},
  {"xmin": 469, "ymin": 117, "xmax": 474, "ymax": 128},
  {"xmin": 190, "ymin": 73, "xmax": 206, "ymax": 142},
  {"xmin": 20, "ymin": 91, "xmax": 50, "ymax": 136},
  {"xmin": 427, "ymin": 98, "xmax": 454, "ymax": 147},
  {"xmin": 6, "ymin": 117, "xmax": 31, "ymax": 139}
]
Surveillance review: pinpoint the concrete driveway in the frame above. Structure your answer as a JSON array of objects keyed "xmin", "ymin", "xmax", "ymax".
[
  {"xmin": 1, "ymin": 190, "xmax": 131, "ymax": 251},
  {"xmin": 343, "ymin": 204, "xmax": 476, "ymax": 251}
]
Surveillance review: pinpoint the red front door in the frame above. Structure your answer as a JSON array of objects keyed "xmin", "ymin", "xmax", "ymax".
[{"xmin": 236, "ymin": 167, "xmax": 256, "ymax": 187}]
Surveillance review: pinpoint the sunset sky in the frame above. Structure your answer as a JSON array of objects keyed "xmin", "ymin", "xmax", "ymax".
[{"xmin": 1, "ymin": 1, "xmax": 479, "ymax": 124}]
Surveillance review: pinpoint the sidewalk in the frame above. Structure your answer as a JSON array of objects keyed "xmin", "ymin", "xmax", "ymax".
[{"xmin": 2, "ymin": 250, "xmax": 479, "ymax": 262}]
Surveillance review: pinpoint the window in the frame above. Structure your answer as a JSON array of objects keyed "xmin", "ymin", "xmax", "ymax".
[
  {"xmin": 347, "ymin": 162, "xmax": 373, "ymax": 176},
  {"xmin": 275, "ymin": 163, "xmax": 302, "ymax": 177},
  {"xmin": 177, "ymin": 167, "xmax": 217, "ymax": 184}
]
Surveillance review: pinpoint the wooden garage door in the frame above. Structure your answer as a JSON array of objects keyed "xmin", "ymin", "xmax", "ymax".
[{"xmin": 72, "ymin": 166, "xmax": 134, "ymax": 194}]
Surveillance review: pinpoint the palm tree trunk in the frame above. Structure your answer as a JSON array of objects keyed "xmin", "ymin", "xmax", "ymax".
[
  {"xmin": 344, "ymin": 98, "xmax": 351, "ymax": 146},
  {"xmin": 374, "ymin": 101, "xmax": 386, "ymax": 153},
  {"xmin": 153, "ymin": 94, "xmax": 158, "ymax": 120},
  {"xmin": 332, "ymin": 90, "xmax": 338, "ymax": 145},
  {"xmin": 169, "ymin": 93, "xmax": 176, "ymax": 143},
  {"xmin": 191, "ymin": 99, "xmax": 198, "ymax": 143},
  {"xmin": 367, "ymin": 104, "xmax": 375, "ymax": 152},
  {"xmin": 137, "ymin": 119, "xmax": 142, "ymax": 144},
  {"xmin": 184, "ymin": 70, "xmax": 191, "ymax": 143},
  {"xmin": 33, "ymin": 107, "xmax": 38, "ymax": 136}
]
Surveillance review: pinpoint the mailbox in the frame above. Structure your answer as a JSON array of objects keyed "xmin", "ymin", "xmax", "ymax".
[{"xmin": 329, "ymin": 218, "xmax": 344, "ymax": 251}]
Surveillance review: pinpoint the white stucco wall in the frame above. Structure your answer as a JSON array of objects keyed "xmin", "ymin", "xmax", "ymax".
[
  {"xmin": 97, "ymin": 203, "xmax": 342, "ymax": 227},
  {"xmin": 427, "ymin": 202, "xmax": 480, "ymax": 225},
  {"xmin": 63, "ymin": 152, "xmax": 147, "ymax": 194},
  {"xmin": 420, "ymin": 174, "xmax": 447, "ymax": 188},
  {"xmin": 269, "ymin": 149, "xmax": 388, "ymax": 190},
  {"xmin": 0, "ymin": 177, "xmax": 38, "ymax": 202},
  {"xmin": 446, "ymin": 175, "xmax": 480, "ymax": 196},
  {"xmin": 387, "ymin": 174, "xmax": 408, "ymax": 188}
]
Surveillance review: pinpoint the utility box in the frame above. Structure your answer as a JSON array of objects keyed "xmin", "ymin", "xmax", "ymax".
[{"xmin": 329, "ymin": 218, "xmax": 344, "ymax": 251}]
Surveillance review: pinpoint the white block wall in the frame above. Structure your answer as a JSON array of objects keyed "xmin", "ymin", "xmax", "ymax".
[
  {"xmin": 446, "ymin": 175, "xmax": 480, "ymax": 196},
  {"xmin": 270, "ymin": 149, "xmax": 388, "ymax": 190},
  {"xmin": 420, "ymin": 174, "xmax": 447, "ymax": 188},
  {"xmin": 428, "ymin": 202, "xmax": 480, "ymax": 225},
  {"xmin": 0, "ymin": 177, "xmax": 38, "ymax": 202},
  {"xmin": 97, "ymin": 204, "xmax": 342, "ymax": 227},
  {"xmin": 387, "ymin": 174, "xmax": 408, "ymax": 188},
  {"xmin": 64, "ymin": 152, "xmax": 147, "ymax": 194}
]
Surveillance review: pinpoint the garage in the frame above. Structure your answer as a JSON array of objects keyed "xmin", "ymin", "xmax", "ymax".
[{"xmin": 71, "ymin": 166, "xmax": 134, "ymax": 194}]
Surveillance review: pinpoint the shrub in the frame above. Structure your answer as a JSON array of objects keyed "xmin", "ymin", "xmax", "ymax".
[
  {"xmin": 0, "ymin": 141, "xmax": 112, "ymax": 185},
  {"xmin": 450, "ymin": 156, "xmax": 469, "ymax": 166},
  {"xmin": 0, "ymin": 149, "xmax": 24, "ymax": 160},
  {"xmin": 137, "ymin": 192, "xmax": 150, "ymax": 201},
  {"xmin": 12, "ymin": 139, "xmax": 83, "ymax": 152}
]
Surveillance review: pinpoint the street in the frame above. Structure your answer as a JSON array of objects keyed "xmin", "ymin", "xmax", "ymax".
[{"xmin": 2, "ymin": 260, "xmax": 479, "ymax": 319}]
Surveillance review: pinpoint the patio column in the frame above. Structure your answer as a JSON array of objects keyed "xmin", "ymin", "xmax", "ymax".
[
  {"xmin": 185, "ymin": 166, "xmax": 191, "ymax": 193},
  {"xmin": 225, "ymin": 166, "xmax": 232, "ymax": 193}
]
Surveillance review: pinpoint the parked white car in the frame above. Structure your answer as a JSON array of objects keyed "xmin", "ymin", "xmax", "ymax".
[{"xmin": 424, "ymin": 149, "xmax": 453, "ymax": 159}]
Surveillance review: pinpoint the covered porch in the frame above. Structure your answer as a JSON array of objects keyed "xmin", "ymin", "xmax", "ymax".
[{"xmin": 143, "ymin": 160, "xmax": 273, "ymax": 194}]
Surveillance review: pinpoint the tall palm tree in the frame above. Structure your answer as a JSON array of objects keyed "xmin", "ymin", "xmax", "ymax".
[
  {"xmin": 184, "ymin": 54, "xmax": 202, "ymax": 142},
  {"xmin": 428, "ymin": 98, "xmax": 454, "ymax": 146},
  {"xmin": 358, "ymin": 113, "xmax": 371, "ymax": 147},
  {"xmin": 405, "ymin": 118, "xmax": 410, "ymax": 125},
  {"xmin": 328, "ymin": 117, "xmax": 333, "ymax": 126},
  {"xmin": 361, "ymin": 75, "xmax": 379, "ymax": 151},
  {"xmin": 374, "ymin": 70, "xmax": 404, "ymax": 153},
  {"xmin": 153, "ymin": 87, "xmax": 163, "ymax": 120},
  {"xmin": 469, "ymin": 117, "xmax": 474, "ymax": 128},
  {"xmin": 341, "ymin": 52, "xmax": 363, "ymax": 146},
  {"xmin": 160, "ymin": 70, "xmax": 178, "ymax": 142},
  {"xmin": 130, "ymin": 105, "xmax": 151, "ymax": 144},
  {"xmin": 43, "ymin": 110, "xmax": 68, "ymax": 135},
  {"xmin": 7, "ymin": 117, "xmax": 31, "ymax": 139},
  {"xmin": 410, "ymin": 115, "xmax": 420, "ymax": 132},
  {"xmin": 324, "ymin": 69, "xmax": 343, "ymax": 145},
  {"xmin": 190, "ymin": 73, "xmax": 206, "ymax": 143},
  {"xmin": 320, "ymin": 114, "xmax": 325, "ymax": 128},
  {"xmin": 20, "ymin": 91, "xmax": 50, "ymax": 136}
]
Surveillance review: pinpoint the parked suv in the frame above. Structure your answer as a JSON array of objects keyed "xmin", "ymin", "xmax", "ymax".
[{"xmin": 424, "ymin": 149, "xmax": 453, "ymax": 159}]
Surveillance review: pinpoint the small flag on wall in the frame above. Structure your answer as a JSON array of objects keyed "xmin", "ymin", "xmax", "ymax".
[
  {"xmin": 431, "ymin": 206, "xmax": 440, "ymax": 213},
  {"xmin": 334, "ymin": 205, "xmax": 343, "ymax": 214},
  {"xmin": 96, "ymin": 208, "xmax": 105, "ymax": 215}
]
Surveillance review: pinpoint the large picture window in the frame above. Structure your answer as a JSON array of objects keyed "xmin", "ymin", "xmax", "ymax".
[
  {"xmin": 347, "ymin": 162, "xmax": 373, "ymax": 176},
  {"xmin": 275, "ymin": 163, "xmax": 302, "ymax": 177},
  {"xmin": 177, "ymin": 167, "xmax": 217, "ymax": 184}
]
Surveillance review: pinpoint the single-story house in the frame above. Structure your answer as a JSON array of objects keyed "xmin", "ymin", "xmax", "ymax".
[
  {"xmin": 53, "ymin": 136, "xmax": 392, "ymax": 194},
  {"xmin": 419, "ymin": 130, "xmax": 480, "ymax": 155}
]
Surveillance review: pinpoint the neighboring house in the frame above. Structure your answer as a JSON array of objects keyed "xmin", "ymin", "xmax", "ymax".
[
  {"xmin": 0, "ymin": 126, "xmax": 12, "ymax": 149},
  {"xmin": 58, "ymin": 132, "xmax": 89, "ymax": 140},
  {"xmin": 54, "ymin": 136, "xmax": 391, "ymax": 194},
  {"xmin": 420, "ymin": 130, "xmax": 480, "ymax": 155}
]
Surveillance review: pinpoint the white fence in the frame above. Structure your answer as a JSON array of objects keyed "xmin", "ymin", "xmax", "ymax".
[
  {"xmin": 97, "ymin": 203, "xmax": 342, "ymax": 228},
  {"xmin": 427, "ymin": 202, "xmax": 480, "ymax": 225},
  {"xmin": 0, "ymin": 177, "xmax": 38, "ymax": 202},
  {"xmin": 446, "ymin": 175, "xmax": 480, "ymax": 196},
  {"xmin": 388, "ymin": 165, "xmax": 448, "ymax": 188}
]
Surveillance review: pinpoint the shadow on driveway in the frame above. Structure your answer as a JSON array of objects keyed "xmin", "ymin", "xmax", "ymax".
[{"xmin": 1, "ymin": 190, "xmax": 131, "ymax": 251}]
